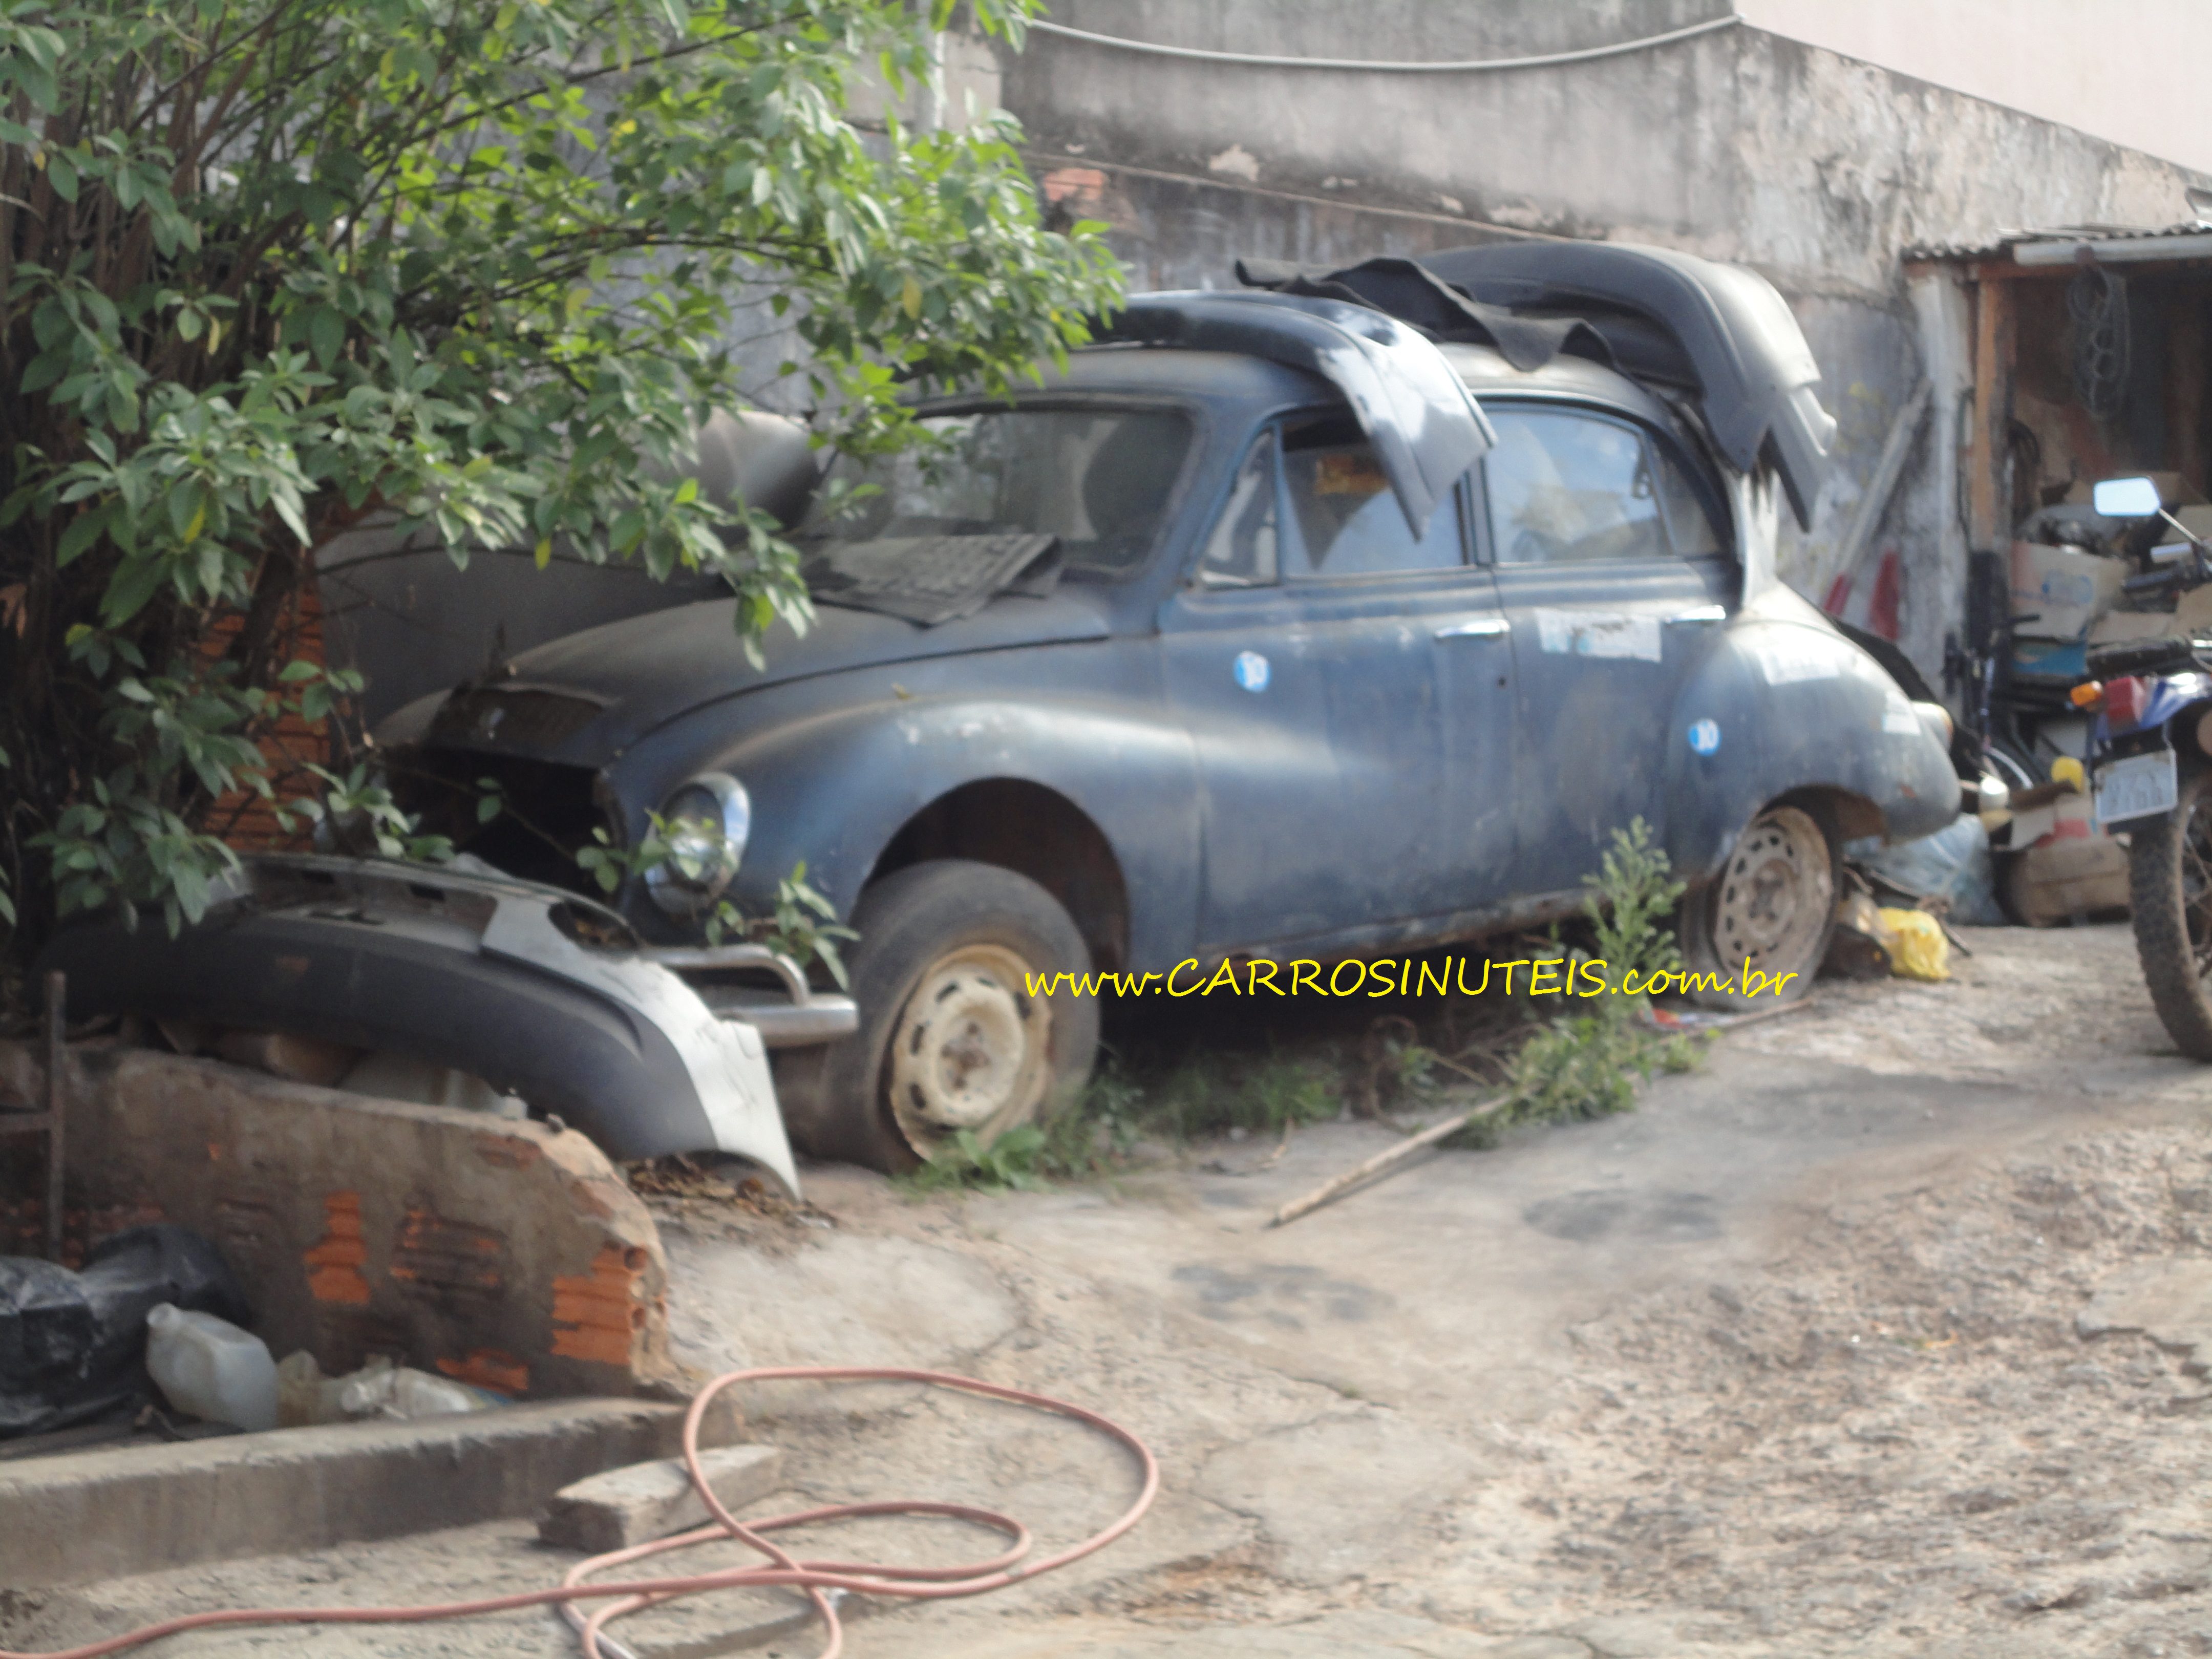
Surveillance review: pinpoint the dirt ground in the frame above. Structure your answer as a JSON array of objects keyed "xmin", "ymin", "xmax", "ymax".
[{"xmin": 14, "ymin": 922, "xmax": 2212, "ymax": 1659}]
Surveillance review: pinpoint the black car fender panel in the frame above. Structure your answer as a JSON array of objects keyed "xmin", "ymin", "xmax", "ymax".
[{"xmin": 1662, "ymin": 620, "xmax": 1960, "ymax": 882}]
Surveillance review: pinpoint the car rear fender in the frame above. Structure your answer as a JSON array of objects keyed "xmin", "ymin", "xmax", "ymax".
[{"xmin": 1662, "ymin": 611, "xmax": 1960, "ymax": 883}]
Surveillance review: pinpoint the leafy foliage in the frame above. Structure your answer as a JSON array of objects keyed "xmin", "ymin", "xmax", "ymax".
[
  {"xmin": 0, "ymin": 0, "xmax": 1121, "ymax": 965},
  {"xmin": 1458, "ymin": 818, "xmax": 1700, "ymax": 1147},
  {"xmin": 714, "ymin": 861, "xmax": 857, "ymax": 988},
  {"xmin": 901, "ymin": 1123, "xmax": 1050, "ymax": 1194},
  {"xmin": 1584, "ymin": 816, "xmax": 1688, "ymax": 990}
]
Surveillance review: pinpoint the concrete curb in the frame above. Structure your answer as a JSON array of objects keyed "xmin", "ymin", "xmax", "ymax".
[{"xmin": 0, "ymin": 1397, "xmax": 736, "ymax": 1589}]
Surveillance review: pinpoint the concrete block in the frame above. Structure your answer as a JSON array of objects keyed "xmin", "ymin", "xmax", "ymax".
[
  {"xmin": 0, "ymin": 1044, "xmax": 675, "ymax": 1399},
  {"xmin": 0, "ymin": 1396, "xmax": 741, "ymax": 1589},
  {"xmin": 539, "ymin": 1442, "xmax": 786, "ymax": 1552}
]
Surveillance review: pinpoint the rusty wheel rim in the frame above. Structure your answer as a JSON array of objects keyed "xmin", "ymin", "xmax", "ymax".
[
  {"xmin": 886, "ymin": 943, "xmax": 1053, "ymax": 1158},
  {"xmin": 1710, "ymin": 806, "xmax": 1833, "ymax": 981}
]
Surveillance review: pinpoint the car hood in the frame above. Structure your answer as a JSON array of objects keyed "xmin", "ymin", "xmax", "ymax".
[{"xmin": 410, "ymin": 587, "xmax": 1116, "ymax": 760}]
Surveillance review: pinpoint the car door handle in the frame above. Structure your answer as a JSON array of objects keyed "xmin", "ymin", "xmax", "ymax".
[
  {"xmin": 1434, "ymin": 616, "xmax": 1511, "ymax": 640},
  {"xmin": 1666, "ymin": 605, "xmax": 1727, "ymax": 625}
]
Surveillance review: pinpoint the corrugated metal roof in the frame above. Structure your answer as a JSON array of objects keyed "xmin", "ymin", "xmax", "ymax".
[{"xmin": 1904, "ymin": 221, "xmax": 2212, "ymax": 264}]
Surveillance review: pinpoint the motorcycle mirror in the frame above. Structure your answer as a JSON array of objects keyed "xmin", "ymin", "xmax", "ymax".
[{"xmin": 2093, "ymin": 476, "xmax": 2163, "ymax": 518}]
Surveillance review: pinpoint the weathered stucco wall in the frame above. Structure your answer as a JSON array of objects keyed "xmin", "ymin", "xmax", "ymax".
[{"xmin": 997, "ymin": 2, "xmax": 2211, "ymax": 688}]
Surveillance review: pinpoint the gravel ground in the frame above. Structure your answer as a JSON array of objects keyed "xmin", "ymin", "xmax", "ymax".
[{"xmin": 12, "ymin": 923, "xmax": 2212, "ymax": 1659}]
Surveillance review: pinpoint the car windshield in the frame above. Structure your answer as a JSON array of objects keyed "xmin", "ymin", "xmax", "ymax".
[{"xmin": 802, "ymin": 407, "xmax": 1193, "ymax": 580}]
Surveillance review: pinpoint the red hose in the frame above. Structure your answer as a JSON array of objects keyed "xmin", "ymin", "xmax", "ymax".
[{"xmin": 1, "ymin": 1366, "xmax": 1160, "ymax": 1659}]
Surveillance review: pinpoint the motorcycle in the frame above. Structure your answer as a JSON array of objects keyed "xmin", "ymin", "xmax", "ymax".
[{"xmin": 2081, "ymin": 475, "xmax": 2212, "ymax": 1056}]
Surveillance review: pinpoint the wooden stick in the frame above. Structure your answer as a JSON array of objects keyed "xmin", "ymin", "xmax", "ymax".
[{"xmin": 1268, "ymin": 1091, "xmax": 1517, "ymax": 1228}]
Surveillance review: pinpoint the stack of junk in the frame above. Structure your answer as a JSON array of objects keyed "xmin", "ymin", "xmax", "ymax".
[
  {"xmin": 1986, "ymin": 474, "xmax": 2212, "ymax": 924},
  {"xmin": 1, "ymin": 1223, "xmax": 501, "ymax": 1450}
]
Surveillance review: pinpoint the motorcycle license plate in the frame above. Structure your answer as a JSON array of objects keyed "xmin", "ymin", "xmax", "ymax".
[{"xmin": 2095, "ymin": 748, "xmax": 2178, "ymax": 825}]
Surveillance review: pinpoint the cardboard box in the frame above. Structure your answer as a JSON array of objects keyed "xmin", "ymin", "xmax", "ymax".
[
  {"xmin": 2177, "ymin": 504, "xmax": 2212, "ymax": 541},
  {"xmin": 2011, "ymin": 540, "xmax": 2127, "ymax": 640},
  {"xmin": 2089, "ymin": 610, "xmax": 2184, "ymax": 644}
]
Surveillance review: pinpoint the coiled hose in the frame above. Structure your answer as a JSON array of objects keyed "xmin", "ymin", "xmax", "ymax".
[{"xmin": 0, "ymin": 1366, "xmax": 1160, "ymax": 1659}]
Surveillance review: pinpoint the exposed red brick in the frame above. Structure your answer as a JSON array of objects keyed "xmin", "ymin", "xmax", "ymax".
[
  {"xmin": 549, "ymin": 1244, "xmax": 648, "ymax": 1365},
  {"xmin": 303, "ymin": 1191, "xmax": 373, "ymax": 1305}
]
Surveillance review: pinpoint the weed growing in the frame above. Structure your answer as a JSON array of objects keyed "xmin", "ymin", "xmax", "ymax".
[
  {"xmin": 1455, "ymin": 818, "xmax": 1701, "ymax": 1147},
  {"xmin": 903, "ymin": 818, "xmax": 1705, "ymax": 1193}
]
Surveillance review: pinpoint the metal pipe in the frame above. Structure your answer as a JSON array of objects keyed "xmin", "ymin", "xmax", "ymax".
[{"xmin": 2011, "ymin": 233, "xmax": 2212, "ymax": 266}]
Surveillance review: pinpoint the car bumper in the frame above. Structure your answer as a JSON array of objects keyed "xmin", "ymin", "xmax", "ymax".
[{"xmin": 36, "ymin": 856, "xmax": 815, "ymax": 1194}]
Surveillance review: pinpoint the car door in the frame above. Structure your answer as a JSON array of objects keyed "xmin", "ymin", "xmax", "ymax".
[
  {"xmin": 1159, "ymin": 414, "xmax": 1515, "ymax": 952},
  {"xmin": 1481, "ymin": 403, "xmax": 1736, "ymax": 897}
]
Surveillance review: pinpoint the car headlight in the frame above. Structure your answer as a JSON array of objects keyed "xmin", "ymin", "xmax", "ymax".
[{"xmin": 644, "ymin": 772, "xmax": 750, "ymax": 918}]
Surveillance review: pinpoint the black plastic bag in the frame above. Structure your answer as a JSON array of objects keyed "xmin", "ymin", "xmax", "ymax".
[{"xmin": 0, "ymin": 1225, "xmax": 253, "ymax": 1438}]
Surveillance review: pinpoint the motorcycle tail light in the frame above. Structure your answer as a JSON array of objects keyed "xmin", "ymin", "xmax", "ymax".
[
  {"xmin": 2105, "ymin": 674, "xmax": 2150, "ymax": 728},
  {"xmin": 2070, "ymin": 680, "xmax": 2103, "ymax": 710}
]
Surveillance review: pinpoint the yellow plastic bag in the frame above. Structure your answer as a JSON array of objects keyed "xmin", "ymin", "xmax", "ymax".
[{"xmin": 1877, "ymin": 907, "xmax": 1949, "ymax": 982}]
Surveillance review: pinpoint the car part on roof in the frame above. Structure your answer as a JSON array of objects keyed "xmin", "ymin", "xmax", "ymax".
[
  {"xmin": 1094, "ymin": 290, "xmax": 1495, "ymax": 535},
  {"xmin": 1234, "ymin": 256, "xmax": 1617, "ymax": 374},
  {"xmin": 33, "ymin": 856, "xmax": 807, "ymax": 1194},
  {"xmin": 804, "ymin": 531, "xmax": 1062, "ymax": 626},
  {"xmin": 1418, "ymin": 241, "xmax": 1836, "ymax": 529}
]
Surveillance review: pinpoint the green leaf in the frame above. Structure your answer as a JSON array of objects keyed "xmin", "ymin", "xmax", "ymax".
[
  {"xmin": 55, "ymin": 505, "xmax": 110, "ymax": 567},
  {"xmin": 45, "ymin": 149, "xmax": 77, "ymax": 202},
  {"xmin": 308, "ymin": 306, "xmax": 345, "ymax": 369},
  {"xmin": 99, "ymin": 557, "xmax": 168, "ymax": 626}
]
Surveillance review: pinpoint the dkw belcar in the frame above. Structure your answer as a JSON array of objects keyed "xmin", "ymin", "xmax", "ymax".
[{"xmin": 382, "ymin": 243, "xmax": 1960, "ymax": 1172}]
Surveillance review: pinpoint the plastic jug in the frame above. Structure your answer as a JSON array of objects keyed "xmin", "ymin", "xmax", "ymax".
[{"xmin": 145, "ymin": 1303, "xmax": 279, "ymax": 1432}]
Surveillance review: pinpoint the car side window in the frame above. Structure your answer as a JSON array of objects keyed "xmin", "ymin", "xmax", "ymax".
[
  {"xmin": 1484, "ymin": 408, "xmax": 1718, "ymax": 564},
  {"xmin": 1195, "ymin": 432, "xmax": 1281, "ymax": 588},
  {"xmin": 1281, "ymin": 414, "xmax": 1462, "ymax": 579}
]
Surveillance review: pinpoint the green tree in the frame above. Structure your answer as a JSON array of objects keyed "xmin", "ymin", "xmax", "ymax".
[{"xmin": 0, "ymin": 0, "xmax": 1119, "ymax": 959}]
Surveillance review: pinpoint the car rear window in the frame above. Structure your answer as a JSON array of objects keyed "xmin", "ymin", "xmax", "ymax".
[
  {"xmin": 1483, "ymin": 407, "xmax": 1722, "ymax": 564},
  {"xmin": 804, "ymin": 408, "xmax": 1193, "ymax": 578}
]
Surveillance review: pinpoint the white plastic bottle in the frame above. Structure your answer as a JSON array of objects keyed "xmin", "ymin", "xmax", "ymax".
[{"xmin": 145, "ymin": 1303, "xmax": 280, "ymax": 1433}]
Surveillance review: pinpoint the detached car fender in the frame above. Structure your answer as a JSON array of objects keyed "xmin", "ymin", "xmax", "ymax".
[
  {"xmin": 1664, "ymin": 613, "xmax": 1959, "ymax": 881},
  {"xmin": 35, "ymin": 857, "xmax": 800, "ymax": 1193}
]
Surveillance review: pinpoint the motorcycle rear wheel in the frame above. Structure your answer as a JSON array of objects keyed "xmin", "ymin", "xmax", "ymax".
[{"xmin": 2128, "ymin": 763, "xmax": 2212, "ymax": 1060}]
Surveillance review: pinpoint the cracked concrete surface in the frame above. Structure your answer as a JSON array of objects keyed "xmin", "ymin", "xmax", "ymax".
[{"xmin": 14, "ymin": 924, "xmax": 2212, "ymax": 1658}]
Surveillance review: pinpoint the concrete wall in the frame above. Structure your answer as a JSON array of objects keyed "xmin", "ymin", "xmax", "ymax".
[
  {"xmin": 1743, "ymin": 0, "xmax": 2212, "ymax": 177},
  {"xmin": 997, "ymin": 2, "xmax": 2212, "ymax": 688}
]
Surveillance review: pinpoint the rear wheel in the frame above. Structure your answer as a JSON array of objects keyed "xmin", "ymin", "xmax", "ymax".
[
  {"xmin": 1677, "ymin": 804, "xmax": 1836, "ymax": 1010},
  {"xmin": 799, "ymin": 860, "xmax": 1099, "ymax": 1173},
  {"xmin": 2128, "ymin": 767, "xmax": 2212, "ymax": 1060}
]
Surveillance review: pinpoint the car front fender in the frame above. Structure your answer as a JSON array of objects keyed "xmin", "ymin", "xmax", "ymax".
[{"xmin": 609, "ymin": 663, "xmax": 1202, "ymax": 967}]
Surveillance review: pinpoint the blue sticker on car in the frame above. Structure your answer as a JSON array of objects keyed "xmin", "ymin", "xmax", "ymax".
[
  {"xmin": 1687, "ymin": 718, "xmax": 1721, "ymax": 755},
  {"xmin": 1234, "ymin": 651, "xmax": 1270, "ymax": 693}
]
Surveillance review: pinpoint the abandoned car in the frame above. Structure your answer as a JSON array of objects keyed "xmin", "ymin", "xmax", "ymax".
[{"xmin": 361, "ymin": 242, "xmax": 1959, "ymax": 1174}]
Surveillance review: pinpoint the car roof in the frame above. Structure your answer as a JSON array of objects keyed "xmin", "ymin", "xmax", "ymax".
[
  {"xmin": 1036, "ymin": 336, "xmax": 1687, "ymax": 437},
  {"xmin": 1019, "ymin": 345, "xmax": 1330, "ymax": 405}
]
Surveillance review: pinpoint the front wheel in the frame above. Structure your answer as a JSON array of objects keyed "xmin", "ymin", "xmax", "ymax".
[
  {"xmin": 1676, "ymin": 804, "xmax": 1836, "ymax": 1010},
  {"xmin": 797, "ymin": 860, "xmax": 1099, "ymax": 1173},
  {"xmin": 2127, "ymin": 766, "xmax": 2212, "ymax": 1059}
]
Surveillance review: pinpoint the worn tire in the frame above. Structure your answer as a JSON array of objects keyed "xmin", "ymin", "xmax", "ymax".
[
  {"xmin": 795, "ymin": 860, "xmax": 1099, "ymax": 1173},
  {"xmin": 2128, "ymin": 765, "xmax": 2212, "ymax": 1060},
  {"xmin": 1676, "ymin": 803, "xmax": 1837, "ymax": 1011}
]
